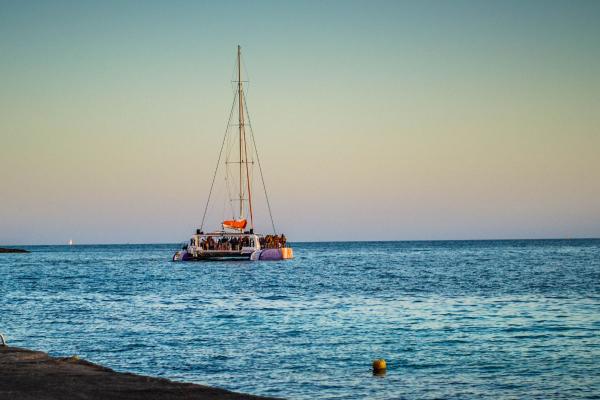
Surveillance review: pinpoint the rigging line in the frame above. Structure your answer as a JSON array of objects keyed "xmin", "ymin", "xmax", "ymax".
[
  {"xmin": 239, "ymin": 87, "xmax": 254, "ymax": 230},
  {"xmin": 220, "ymin": 175, "xmax": 228, "ymax": 224},
  {"xmin": 200, "ymin": 91, "xmax": 238, "ymax": 231},
  {"xmin": 230, "ymin": 55, "xmax": 238, "ymax": 89},
  {"xmin": 241, "ymin": 52, "xmax": 250, "ymax": 90},
  {"xmin": 224, "ymin": 162, "xmax": 235, "ymax": 217},
  {"xmin": 224, "ymin": 120, "xmax": 235, "ymax": 168},
  {"xmin": 243, "ymin": 98, "xmax": 277, "ymax": 234}
]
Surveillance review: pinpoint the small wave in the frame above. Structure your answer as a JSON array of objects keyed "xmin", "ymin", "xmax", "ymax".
[
  {"xmin": 261, "ymin": 295, "xmax": 289, "ymax": 301},
  {"xmin": 215, "ymin": 313, "xmax": 240, "ymax": 319}
]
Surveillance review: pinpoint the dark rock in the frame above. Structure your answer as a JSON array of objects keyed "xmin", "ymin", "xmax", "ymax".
[
  {"xmin": 0, "ymin": 346, "xmax": 279, "ymax": 400},
  {"xmin": 0, "ymin": 247, "xmax": 29, "ymax": 253}
]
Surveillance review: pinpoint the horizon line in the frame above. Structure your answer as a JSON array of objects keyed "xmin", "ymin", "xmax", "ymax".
[{"xmin": 3, "ymin": 237, "xmax": 599, "ymax": 247}]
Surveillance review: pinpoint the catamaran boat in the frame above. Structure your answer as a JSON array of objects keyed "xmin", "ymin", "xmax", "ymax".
[{"xmin": 173, "ymin": 46, "xmax": 293, "ymax": 262}]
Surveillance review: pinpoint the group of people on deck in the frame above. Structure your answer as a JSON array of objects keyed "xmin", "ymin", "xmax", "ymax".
[
  {"xmin": 198, "ymin": 236, "xmax": 249, "ymax": 251},
  {"xmin": 196, "ymin": 234, "xmax": 287, "ymax": 251},
  {"xmin": 260, "ymin": 234, "xmax": 287, "ymax": 249}
]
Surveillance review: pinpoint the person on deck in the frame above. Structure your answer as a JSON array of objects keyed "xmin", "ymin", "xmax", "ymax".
[{"xmin": 280, "ymin": 234, "xmax": 287, "ymax": 248}]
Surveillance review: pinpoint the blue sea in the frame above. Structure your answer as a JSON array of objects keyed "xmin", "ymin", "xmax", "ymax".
[{"xmin": 1, "ymin": 240, "xmax": 600, "ymax": 399}]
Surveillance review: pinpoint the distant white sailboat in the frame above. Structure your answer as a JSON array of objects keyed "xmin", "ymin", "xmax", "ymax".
[{"xmin": 68, "ymin": 239, "xmax": 73, "ymax": 246}]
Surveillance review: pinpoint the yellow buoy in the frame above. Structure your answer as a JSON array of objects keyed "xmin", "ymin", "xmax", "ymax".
[{"xmin": 372, "ymin": 358, "xmax": 387, "ymax": 372}]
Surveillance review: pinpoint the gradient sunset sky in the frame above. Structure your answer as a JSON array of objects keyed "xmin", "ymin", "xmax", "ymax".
[{"xmin": 1, "ymin": 0, "xmax": 599, "ymax": 244}]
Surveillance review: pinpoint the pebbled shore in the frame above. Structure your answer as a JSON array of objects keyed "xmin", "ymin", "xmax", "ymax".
[{"xmin": 0, "ymin": 346, "xmax": 278, "ymax": 400}]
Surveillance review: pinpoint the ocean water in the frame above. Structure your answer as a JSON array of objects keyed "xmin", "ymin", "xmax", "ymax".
[{"xmin": 1, "ymin": 240, "xmax": 599, "ymax": 399}]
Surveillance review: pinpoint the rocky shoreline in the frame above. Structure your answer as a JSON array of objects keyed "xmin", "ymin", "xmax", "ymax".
[
  {"xmin": 0, "ymin": 247, "xmax": 29, "ymax": 253},
  {"xmin": 0, "ymin": 346, "xmax": 277, "ymax": 400}
]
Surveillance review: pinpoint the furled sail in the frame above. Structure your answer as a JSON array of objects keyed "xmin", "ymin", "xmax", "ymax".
[{"xmin": 222, "ymin": 219, "xmax": 247, "ymax": 230}]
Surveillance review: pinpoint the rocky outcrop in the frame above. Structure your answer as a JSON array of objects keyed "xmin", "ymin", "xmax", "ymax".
[
  {"xmin": 0, "ymin": 346, "xmax": 278, "ymax": 400},
  {"xmin": 0, "ymin": 247, "xmax": 29, "ymax": 253}
]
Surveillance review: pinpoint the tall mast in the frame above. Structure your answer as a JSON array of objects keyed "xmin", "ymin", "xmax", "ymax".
[
  {"xmin": 237, "ymin": 45, "xmax": 243, "ymax": 221},
  {"xmin": 237, "ymin": 45, "xmax": 254, "ymax": 230}
]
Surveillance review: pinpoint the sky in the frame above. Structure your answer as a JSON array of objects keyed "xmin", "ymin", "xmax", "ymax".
[{"xmin": 1, "ymin": 0, "xmax": 599, "ymax": 244}]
